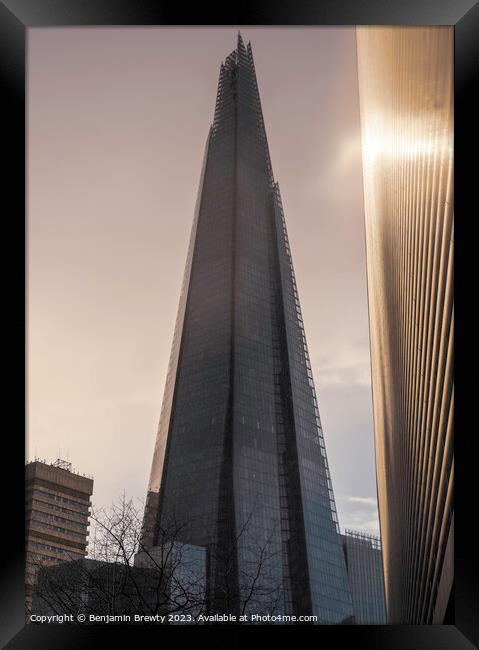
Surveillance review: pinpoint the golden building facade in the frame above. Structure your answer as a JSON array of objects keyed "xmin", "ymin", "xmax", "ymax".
[{"xmin": 356, "ymin": 27, "xmax": 453, "ymax": 623}]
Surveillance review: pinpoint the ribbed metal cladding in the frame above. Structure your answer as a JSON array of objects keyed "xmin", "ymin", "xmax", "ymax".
[{"xmin": 356, "ymin": 27, "xmax": 453, "ymax": 624}]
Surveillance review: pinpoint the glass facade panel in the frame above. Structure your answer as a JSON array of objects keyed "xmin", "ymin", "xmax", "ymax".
[{"xmin": 342, "ymin": 530, "xmax": 387, "ymax": 624}]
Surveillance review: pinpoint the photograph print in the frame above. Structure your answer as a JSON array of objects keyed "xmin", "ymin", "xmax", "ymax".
[{"xmin": 23, "ymin": 24, "xmax": 453, "ymax": 632}]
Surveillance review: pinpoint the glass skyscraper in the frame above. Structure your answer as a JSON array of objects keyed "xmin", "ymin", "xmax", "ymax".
[
  {"xmin": 141, "ymin": 34, "xmax": 353, "ymax": 623},
  {"xmin": 341, "ymin": 530, "xmax": 387, "ymax": 624}
]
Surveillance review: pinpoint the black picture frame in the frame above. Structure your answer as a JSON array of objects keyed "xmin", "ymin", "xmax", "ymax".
[{"xmin": 1, "ymin": 1, "xmax": 476, "ymax": 648}]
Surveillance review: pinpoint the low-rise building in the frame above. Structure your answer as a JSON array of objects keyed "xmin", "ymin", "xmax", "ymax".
[{"xmin": 341, "ymin": 529, "xmax": 387, "ymax": 624}]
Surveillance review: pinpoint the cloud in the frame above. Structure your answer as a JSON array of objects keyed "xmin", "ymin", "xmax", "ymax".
[
  {"xmin": 313, "ymin": 340, "xmax": 372, "ymax": 388},
  {"xmin": 346, "ymin": 496, "xmax": 377, "ymax": 505},
  {"xmin": 337, "ymin": 495, "xmax": 380, "ymax": 536}
]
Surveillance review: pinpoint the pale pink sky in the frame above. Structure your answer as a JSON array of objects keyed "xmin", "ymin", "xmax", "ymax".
[{"xmin": 27, "ymin": 27, "xmax": 378, "ymax": 535}]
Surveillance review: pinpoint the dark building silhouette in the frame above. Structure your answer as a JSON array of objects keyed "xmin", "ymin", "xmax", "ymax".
[
  {"xmin": 357, "ymin": 27, "xmax": 454, "ymax": 623},
  {"xmin": 32, "ymin": 559, "xmax": 162, "ymax": 621},
  {"xmin": 341, "ymin": 529, "xmax": 387, "ymax": 624},
  {"xmin": 32, "ymin": 546, "xmax": 206, "ymax": 623},
  {"xmin": 141, "ymin": 34, "xmax": 354, "ymax": 623}
]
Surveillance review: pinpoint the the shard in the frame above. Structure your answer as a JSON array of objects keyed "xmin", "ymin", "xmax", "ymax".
[{"xmin": 141, "ymin": 34, "xmax": 354, "ymax": 623}]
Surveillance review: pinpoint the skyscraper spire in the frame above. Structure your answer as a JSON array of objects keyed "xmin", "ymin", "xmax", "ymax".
[{"xmin": 141, "ymin": 36, "xmax": 354, "ymax": 623}]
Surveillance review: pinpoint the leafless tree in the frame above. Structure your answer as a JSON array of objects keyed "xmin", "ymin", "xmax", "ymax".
[{"xmin": 30, "ymin": 493, "xmax": 285, "ymax": 624}]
